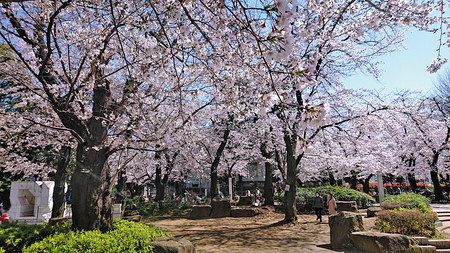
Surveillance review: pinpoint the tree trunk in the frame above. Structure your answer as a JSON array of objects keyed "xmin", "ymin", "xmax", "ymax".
[
  {"xmin": 431, "ymin": 170, "xmax": 444, "ymax": 201},
  {"xmin": 407, "ymin": 173, "xmax": 417, "ymax": 193},
  {"xmin": 155, "ymin": 166, "xmax": 165, "ymax": 201},
  {"xmin": 115, "ymin": 169, "xmax": 127, "ymax": 204},
  {"xmin": 431, "ymin": 151, "xmax": 444, "ymax": 201},
  {"xmin": 210, "ymin": 128, "xmax": 230, "ymax": 199},
  {"xmin": 71, "ymin": 144, "xmax": 112, "ymax": 232},
  {"xmin": 350, "ymin": 171, "xmax": 358, "ymax": 190},
  {"xmin": 264, "ymin": 161, "xmax": 274, "ymax": 206},
  {"xmin": 329, "ymin": 172, "xmax": 336, "ymax": 186},
  {"xmin": 362, "ymin": 174, "xmax": 373, "ymax": 194},
  {"xmin": 283, "ymin": 133, "xmax": 297, "ymax": 223},
  {"xmin": 51, "ymin": 146, "xmax": 71, "ymax": 219},
  {"xmin": 260, "ymin": 143, "xmax": 274, "ymax": 206}
]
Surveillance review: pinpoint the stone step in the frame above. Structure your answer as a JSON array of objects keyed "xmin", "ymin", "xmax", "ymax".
[
  {"xmin": 411, "ymin": 245, "xmax": 436, "ymax": 253},
  {"xmin": 429, "ymin": 240, "xmax": 450, "ymax": 249},
  {"xmin": 436, "ymin": 249, "xmax": 450, "ymax": 253},
  {"xmin": 410, "ymin": 236, "xmax": 429, "ymax": 245},
  {"xmin": 439, "ymin": 218, "xmax": 450, "ymax": 222}
]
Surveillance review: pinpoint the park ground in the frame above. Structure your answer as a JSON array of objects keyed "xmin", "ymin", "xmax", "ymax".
[{"xmin": 150, "ymin": 209, "xmax": 378, "ymax": 253}]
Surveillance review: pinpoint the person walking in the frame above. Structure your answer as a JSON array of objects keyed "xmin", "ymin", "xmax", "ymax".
[
  {"xmin": 327, "ymin": 192, "xmax": 337, "ymax": 215},
  {"xmin": 312, "ymin": 192, "xmax": 324, "ymax": 223}
]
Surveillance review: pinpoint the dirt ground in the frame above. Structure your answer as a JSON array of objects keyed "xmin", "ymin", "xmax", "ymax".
[{"xmin": 149, "ymin": 210, "xmax": 377, "ymax": 253}]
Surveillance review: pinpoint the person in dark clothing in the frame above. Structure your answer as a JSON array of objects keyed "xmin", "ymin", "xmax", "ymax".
[{"xmin": 312, "ymin": 192, "xmax": 324, "ymax": 223}]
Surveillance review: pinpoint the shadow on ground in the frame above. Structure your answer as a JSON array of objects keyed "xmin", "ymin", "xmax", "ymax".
[{"xmin": 151, "ymin": 213, "xmax": 345, "ymax": 253}]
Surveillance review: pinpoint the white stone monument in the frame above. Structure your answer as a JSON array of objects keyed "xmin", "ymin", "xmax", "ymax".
[{"xmin": 9, "ymin": 181, "xmax": 54, "ymax": 223}]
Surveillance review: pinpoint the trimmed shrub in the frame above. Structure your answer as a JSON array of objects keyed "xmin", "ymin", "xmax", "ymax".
[
  {"xmin": 0, "ymin": 221, "xmax": 71, "ymax": 253},
  {"xmin": 376, "ymin": 209, "xmax": 438, "ymax": 236},
  {"xmin": 23, "ymin": 220, "xmax": 167, "ymax": 253},
  {"xmin": 297, "ymin": 186, "xmax": 375, "ymax": 212},
  {"xmin": 382, "ymin": 193, "xmax": 432, "ymax": 213}
]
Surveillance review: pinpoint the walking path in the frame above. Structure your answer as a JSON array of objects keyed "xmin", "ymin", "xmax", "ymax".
[
  {"xmin": 150, "ymin": 213, "xmax": 343, "ymax": 253},
  {"xmin": 431, "ymin": 204, "xmax": 450, "ymax": 232}
]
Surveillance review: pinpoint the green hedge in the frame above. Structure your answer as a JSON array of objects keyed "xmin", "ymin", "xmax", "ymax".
[
  {"xmin": 381, "ymin": 193, "xmax": 432, "ymax": 213},
  {"xmin": 376, "ymin": 209, "xmax": 438, "ymax": 236},
  {"xmin": 297, "ymin": 186, "xmax": 376, "ymax": 211},
  {"xmin": 23, "ymin": 220, "xmax": 167, "ymax": 253},
  {"xmin": 0, "ymin": 221, "xmax": 71, "ymax": 252}
]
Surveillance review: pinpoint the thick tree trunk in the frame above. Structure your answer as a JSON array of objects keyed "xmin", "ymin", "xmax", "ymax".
[
  {"xmin": 362, "ymin": 174, "xmax": 373, "ymax": 194},
  {"xmin": 264, "ymin": 161, "xmax": 274, "ymax": 206},
  {"xmin": 71, "ymin": 144, "xmax": 112, "ymax": 232},
  {"xmin": 329, "ymin": 172, "xmax": 336, "ymax": 186},
  {"xmin": 210, "ymin": 129, "xmax": 230, "ymax": 199},
  {"xmin": 407, "ymin": 173, "xmax": 417, "ymax": 193},
  {"xmin": 51, "ymin": 146, "xmax": 71, "ymax": 219},
  {"xmin": 155, "ymin": 166, "xmax": 165, "ymax": 201},
  {"xmin": 431, "ymin": 170, "xmax": 444, "ymax": 201},
  {"xmin": 350, "ymin": 171, "xmax": 358, "ymax": 190},
  {"xmin": 431, "ymin": 151, "xmax": 444, "ymax": 201},
  {"xmin": 260, "ymin": 143, "xmax": 274, "ymax": 206},
  {"xmin": 283, "ymin": 133, "xmax": 297, "ymax": 223}
]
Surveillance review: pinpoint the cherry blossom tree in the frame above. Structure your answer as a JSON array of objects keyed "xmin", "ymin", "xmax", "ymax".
[
  {"xmin": 0, "ymin": 0, "xmax": 221, "ymax": 230},
  {"xmin": 1, "ymin": 0, "xmax": 449, "ymax": 229}
]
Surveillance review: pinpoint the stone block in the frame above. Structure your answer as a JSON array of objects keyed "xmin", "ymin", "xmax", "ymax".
[
  {"xmin": 189, "ymin": 205, "xmax": 211, "ymax": 219},
  {"xmin": 113, "ymin": 204, "xmax": 122, "ymax": 220},
  {"xmin": 336, "ymin": 201, "xmax": 358, "ymax": 213},
  {"xmin": 367, "ymin": 206, "xmax": 382, "ymax": 218},
  {"xmin": 329, "ymin": 211, "xmax": 364, "ymax": 249},
  {"xmin": 237, "ymin": 196, "xmax": 254, "ymax": 206},
  {"xmin": 152, "ymin": 237, "xmax": 195, "ymax": 253},
  {"xmin": 230, "ymin": 208, "xmax": 261, "ymax": 218},
  {"xmin": 9, "ymin": 181, "xmax": 55, "ymax": 223},
  {"xmin": 351, "ymin": 231, "xmax": 411, "ymax": 253},
  {"xmin": 210, "ymin": 199, "xmax": 231, "ymax": 218}
]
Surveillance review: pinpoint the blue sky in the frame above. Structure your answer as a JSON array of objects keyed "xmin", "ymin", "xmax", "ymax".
[{"xmin": 343, "ymin": 28, "xmax": 449, "ymax": 94}]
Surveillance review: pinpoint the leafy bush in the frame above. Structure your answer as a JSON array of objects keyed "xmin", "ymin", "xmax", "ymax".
[
  {"xmin": 376, "ymin": 209, "xmax": 438, "ymax": 236},
  {"xmin": 0, "ymin": 248, "xmax": 4, "ymax": 253},
  {"xmin": 23, "ymin": 220, "xmax": 167, "ymax": 253},
  {"xmin": 0, "ymin": 221, "xmax": 71, "ymax": 252},
  {"xmin": 297, "ymin": 186, "xmax": 375, "ymax": 211},
  {"xmin": 382, "ymin": 193, "xmax": 432, "ymax": 213}
]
